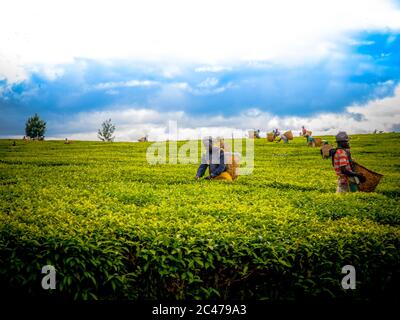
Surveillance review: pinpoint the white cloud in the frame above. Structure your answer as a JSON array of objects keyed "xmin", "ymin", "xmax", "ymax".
[
  {"xmin": 169, "ymin": 79, "xmax": 235, "ymax": 95},
  {"xmin": 195, "ymin": 65, "xmax": 232, "ymax": 73},
  {"xmin": 32, "ymin": 65, "xmax": 64, "ymax": 81},
  {"xmin": 1, "ymin": 0, "xmax": 400, "ymax": 82},
  {"xmin": 93, "ymin": 80, "xmax": 159, "ymax": 90},
  {"xmin": 162, "ymin": 65, "xmax": 183, "ymax": 78},
  {"xmin": 105, "ymin": 89, "xmax": 119, "ymax": 95},
  {"xmin": 170, "ymin": 82, "xmax": 190, "ymax": 90},
  {"xmin": 197, "ymin": 77, "xmax": 219, "ymax": 88},
  {"xmin": 46, "ymin": 84, "xmax": 400, "ymax": 141},
  {"xmin": 387, "ymin": 35, "xmax": 397, "ymax": 44}
]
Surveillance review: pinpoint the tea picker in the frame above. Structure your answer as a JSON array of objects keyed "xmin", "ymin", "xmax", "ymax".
[
  {"xmin": 195, "ymin": 136, "xmax": 233, "ymax": 181},
  {"xmin": 276, "ymin": 133, "xmax": 289, "ymax": 144},
  {"xmin": 331, "ymin": 131, "xmax": 366, "ymax": 193},
  {"xmin": 276, "ymin": 130, "xmax": 293, "ymax": 144}
]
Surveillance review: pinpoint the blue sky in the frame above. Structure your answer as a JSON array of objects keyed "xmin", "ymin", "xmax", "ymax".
[{"xmin": 1, "ymin": 0, "xmax": 400, "ymax": 140}]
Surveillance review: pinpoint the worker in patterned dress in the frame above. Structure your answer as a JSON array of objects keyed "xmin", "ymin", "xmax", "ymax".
[{"xmin": 332, "ymin": 131, "xmax": 366, "ymax": 193}]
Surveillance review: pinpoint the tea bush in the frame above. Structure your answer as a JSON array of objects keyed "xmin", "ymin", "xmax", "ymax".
[{"xmin": 0, "ymin": 134, "xmax": 399, "ymax": 300}]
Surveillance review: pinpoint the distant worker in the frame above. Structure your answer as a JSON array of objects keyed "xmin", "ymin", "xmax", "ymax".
[
  {"xmin": 273, "ymin": 128, "xmax": 280, "ymax": 139},
  {"xmin": 302, "ymin": 126, "xmax": 314, "ymax": 146},
  {"xmin": 301, "ymin": 126, "xmax": 307, "ymax": 136},
  {"xmin": 276, "ymin": 132, "xmax": 289, "ymax": 144},
  {"xmin": 195, "ymin": 136, "xmax": 232, "ymax": 181},
  {"xmin": 306, "ymin": 133, "xmax": 315, "ymax": 147},
  {"xmin": 331, "ymin": 131, "xmax": 366, "ymax": 193},
  {"xmin": 255, "ymin": 129, "xmax": 261, "ymax": 139}
]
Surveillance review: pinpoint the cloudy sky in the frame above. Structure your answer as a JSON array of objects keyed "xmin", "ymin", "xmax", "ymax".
[{"xmin": 1, "ymin": 0, "xmax": 400, "ymax": 141}]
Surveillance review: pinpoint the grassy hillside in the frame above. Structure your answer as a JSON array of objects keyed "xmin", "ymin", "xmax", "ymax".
[{"xmin": 0, "ymin": 134, "xmax": 399, "ymax": 300}]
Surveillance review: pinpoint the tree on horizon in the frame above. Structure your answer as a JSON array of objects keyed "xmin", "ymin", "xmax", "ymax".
[
  {"xmin": 98, "ymin": 118, "xmax": 116, "ymax": 142},
  {"xmin": 25, "ymin": 113, "xmax": 46, "ymax": 140}
]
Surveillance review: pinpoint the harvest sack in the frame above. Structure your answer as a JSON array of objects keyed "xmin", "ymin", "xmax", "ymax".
[
  {"xmin": 224, "ymin": 152, "xmax": 241, "ymax": 180},
  {"xmin": 314, "ymin": 138, "xmax": 323, "ymax": 147},
  {"xmin": 320, "ymin": 144, "xmax": 333, "ymax": 159},
  {"xmin": 284, "ymin": 131, "xmax": 293, "ymax": 140},
  {"xmin": 214, "ymin": 171, "xmax": 233, "ymax": 181},
  {"xmin": 353, "ymin": 162, "xmax": 383, "ymax": 192},
  {"xmin": 267, "ymin": 133, "xmax": 275, "ymax": 142}
]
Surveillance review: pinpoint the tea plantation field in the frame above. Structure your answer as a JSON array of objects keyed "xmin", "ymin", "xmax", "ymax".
[{"xmin": 0, "ymin": 134, "xmax": 399, "ymax": 300}]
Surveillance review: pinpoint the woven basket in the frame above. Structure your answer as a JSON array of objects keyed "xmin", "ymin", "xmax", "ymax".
[
  {"xmin": 225, "ymin": 153, "xmax": 240, "ymax": 180},
  {"xmin": 284, "ymin": 130, "xmax": 293, "ymax": 140},
  {"xmin": 267, "ymin": 133, "xmax": 275, "ymax": 142},
  {"xmin": 320, "ymin": 144, "xmax": 333, "ymax": 159},
  {"xmin": 314, "ymin": 138, "xmax": 323, "ymax": 147},
  {"xmin": 353, "ymin": 162, "xmax": 383, "ymax": 192}
]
